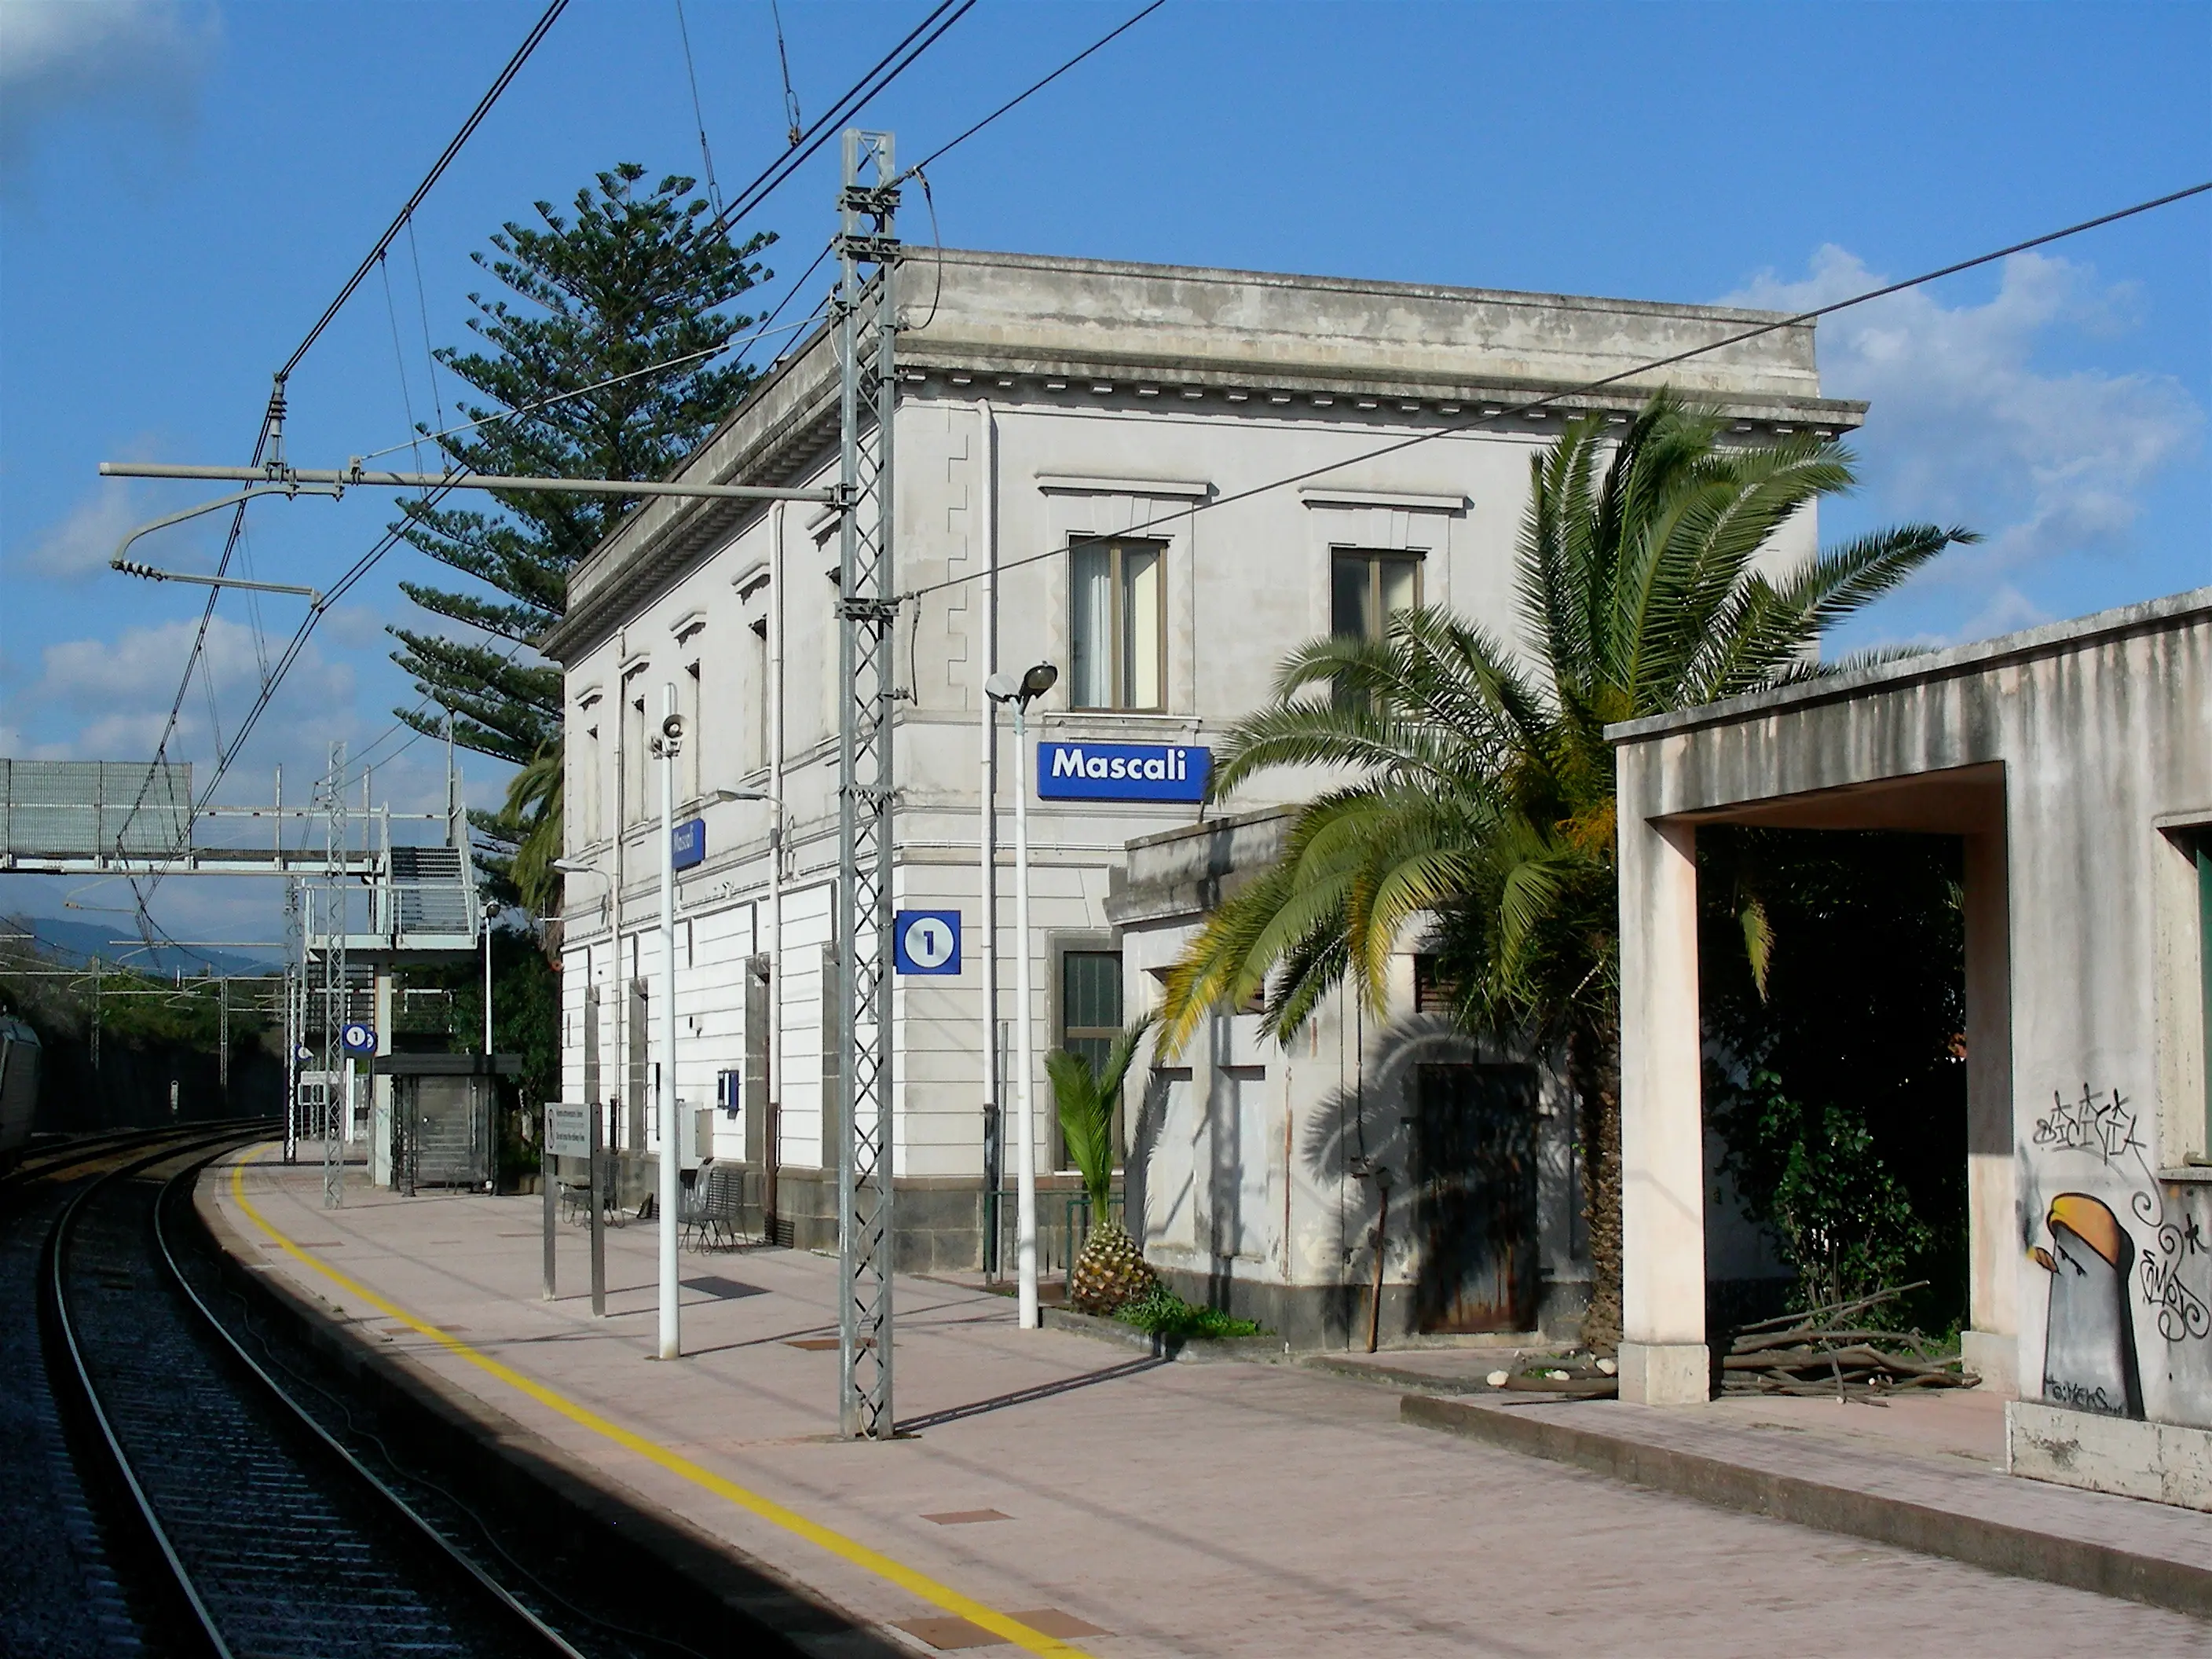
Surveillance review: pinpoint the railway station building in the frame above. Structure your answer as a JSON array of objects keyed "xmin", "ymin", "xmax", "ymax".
[{"xmin": 538, "ymin": 248, "xmax": 1862, "ymax": 1346}]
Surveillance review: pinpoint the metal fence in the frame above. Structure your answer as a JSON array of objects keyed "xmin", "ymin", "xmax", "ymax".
[
  {"xmin": 0, "ymin": 760, "xmax": 192, "ymax": 858},
  {"xmin": 984, "ymin": 1186, "xmax": 1126, "ymax": 1295}
]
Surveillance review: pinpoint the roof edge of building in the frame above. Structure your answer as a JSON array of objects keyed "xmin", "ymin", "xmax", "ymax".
[{"xmin": 1605, "ymin": 585, "xmax": 2212, "ymax": 748}]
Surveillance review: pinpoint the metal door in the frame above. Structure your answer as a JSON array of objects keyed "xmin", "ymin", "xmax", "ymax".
[{"xmin": 1413, "ymin": 1063, "xmax": 1540, "ymax": 1333}]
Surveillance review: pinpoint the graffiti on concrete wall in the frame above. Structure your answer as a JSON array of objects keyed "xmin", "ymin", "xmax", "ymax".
[{"xmin": 2027, "ymin": 1081, "xmax": 2211, "ymax": 1427}]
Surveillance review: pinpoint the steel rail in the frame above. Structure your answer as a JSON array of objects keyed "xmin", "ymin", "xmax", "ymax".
[
  {"xmin": 45, "ymin": 1133, "xmax": 585, "ymax": 1659},
  {"xmin": 43, "ymin": 1131, "xmax": 269, "ymax": 1658},
  {"xmin": 149, "ymin": 1148, "xmax": 591, "ymax": 1659}
]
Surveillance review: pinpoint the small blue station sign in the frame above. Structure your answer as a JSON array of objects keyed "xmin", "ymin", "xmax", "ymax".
[
  {"xmin": 671, "ymin": 817, "xmax": 707, "ymax": 870},
  {"xmin": 893, "ymin": 910, "xmax": 961, "ymax": 975},
  {"xmin": 1035, "ymin": 741, "xmax": 1210, "ymax": 804}
]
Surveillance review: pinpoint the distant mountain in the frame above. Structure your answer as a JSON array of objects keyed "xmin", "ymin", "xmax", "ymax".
[{"xmin": 3, "ymin": 914, "xmax": 280, "ymax": 979}]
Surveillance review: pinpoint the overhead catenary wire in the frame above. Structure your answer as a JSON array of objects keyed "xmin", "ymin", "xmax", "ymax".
[
  {"xmin": 672, "ymin": 0, "xmax": 725, "ymax": 217},
  {"xmin": 769, "ymin": 0, "xmax": 804, "ymax": 147},
  {"xmin": 899, "ymin": 0, "xmax": 1166, "ymax": 181},
  {"xmin": 277, "ymin": 0, "xmax": 571, "ymax": 383},
  {"xmin": 119, "ymin": 0, "xmax": 961, "ymax": 888},
  {"xmin": 904, "ymin": 176, "xmax": 2212, "ymax": 604},
  {"xmin": 109, "ymin": 0, "xmax": 573, "ymax": 936},
  {"xmin": 700, "ymin": 0, "xmax": 976, "ymax": 243}
]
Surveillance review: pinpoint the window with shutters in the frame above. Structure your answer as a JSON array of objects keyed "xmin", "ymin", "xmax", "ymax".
[{"xmin": 1069, "ymin": 540, "xmax": 1165, "ymax": 710}]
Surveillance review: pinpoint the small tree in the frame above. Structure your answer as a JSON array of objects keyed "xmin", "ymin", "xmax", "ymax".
[{"xmin": 1048, "ymin": 1013, "xmax": 1159, "ymax": 1315}]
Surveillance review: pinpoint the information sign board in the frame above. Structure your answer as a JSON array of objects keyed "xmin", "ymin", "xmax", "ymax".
[{"xmin": 544, "ymin": 1101, "xmax": 591, "ymax": 1159}]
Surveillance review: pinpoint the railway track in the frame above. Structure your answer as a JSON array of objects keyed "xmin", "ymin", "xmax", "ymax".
[{"xmin": 38, "ymin": 1133, "xmax": 588, "ymax": 1659}]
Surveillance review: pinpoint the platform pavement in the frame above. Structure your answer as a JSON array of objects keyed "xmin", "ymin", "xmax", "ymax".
[{"xmin": 200, "ymin": 1146, "xmax": 2209, "ymax": 1657}]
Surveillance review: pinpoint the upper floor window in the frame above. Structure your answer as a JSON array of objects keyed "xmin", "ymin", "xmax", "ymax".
[
  {"xmin": 1332, "ymin": 549, "xmax": 1423, "ymax": 643},
  {"xmin": 1070, "ymin": 538, "xmax": 1164, "ymax": 711}
]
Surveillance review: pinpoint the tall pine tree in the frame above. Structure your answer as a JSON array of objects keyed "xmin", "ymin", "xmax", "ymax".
[{"xmin": 390, "ymin": 164, "xmax": 771, "ymax": 904}]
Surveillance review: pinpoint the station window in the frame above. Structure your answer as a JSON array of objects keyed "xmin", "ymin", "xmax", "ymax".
[
  {"xmin": 1413, "ymin": 954, "xmax": 1461, "ymax": 1016},
  {"xmin": 1058, "ymin": 950, "xmax": 1125, "ymax": 1170},
  {"xmin": 1332, "ymin": 550, "xmax": 1423, "ymax": 712},
  {"xmin": 748, "ymin": 619, "xmax": 770, "ymax": 773},
  {"xmin": 1069, "ymin": 539, "xmax": 1165, "ymax": 710},
  {"xmin": 683, "ymin": 661, "xmax": 702, "ymax": 802},
  {"xmin": 1332, "ymin": 548, "xmax": 1423, "ymax": 643}
]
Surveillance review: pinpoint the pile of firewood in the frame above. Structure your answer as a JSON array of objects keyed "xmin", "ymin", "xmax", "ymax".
[{"xmin": 1722, "ymin": 1284, "xmax": 1979, "ymax": 1397}]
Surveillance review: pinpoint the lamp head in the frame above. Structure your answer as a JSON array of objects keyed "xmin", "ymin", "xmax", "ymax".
[
  {"xmin": 983, "ymin": 671, "xmax": 1020, "ymax": 704},
  {"xmin": 1018, "ymin": 662, "xmax": 1059, "ymax": 701}
]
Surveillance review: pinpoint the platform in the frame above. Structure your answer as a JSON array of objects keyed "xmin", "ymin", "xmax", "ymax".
[{"xmin": 200, "ymin": 1146, "xmax": 2211, "ymax": 1655}]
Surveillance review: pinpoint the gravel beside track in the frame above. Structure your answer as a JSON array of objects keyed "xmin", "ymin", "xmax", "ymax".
[{"xmin": 38, "ymin": 1133, "xmax": 584, "ymax": 1658}]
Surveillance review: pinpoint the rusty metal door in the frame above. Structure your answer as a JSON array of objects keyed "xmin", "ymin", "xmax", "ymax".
[{"xmin": 1413, "ymin": 1063, "xmax": 1540, "ymax": 1333}]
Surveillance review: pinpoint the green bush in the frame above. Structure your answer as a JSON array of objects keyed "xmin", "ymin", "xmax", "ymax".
[
  {"xmin": 1711, "ymin": 1067, "xmax": 1931, "ymax": 1320},
  {"xmin": 1115, "ymin": 1284, "xmax": 1265, "ymax": 1340}
]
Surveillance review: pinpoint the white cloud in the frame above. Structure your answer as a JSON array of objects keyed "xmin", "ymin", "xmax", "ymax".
[
  {"xmin": 0, "ymin": 0, "xmax": 217, "ymax": 184},
  {"xmin": 17, "ymin": 612, "xmax": 352, "ymax": 762},
  {"xmin": 11, "ymin": 484, "xmax": 146, "ymax": 580},
  {"xmin": 1724, "ymin": 246, "xmax": 2203, "ymax": 632}
]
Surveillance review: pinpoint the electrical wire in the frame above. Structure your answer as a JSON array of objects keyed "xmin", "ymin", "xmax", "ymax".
[
  {"xmin": 769, "ymin": 0, "xmax": 803, "ymax": 147},
  {"xmin": 899, "ymin": 0, "xmax": 1166, "ymax": 181},
  {"xmin": 904, "ymin": 176, "xmax": 2212, "ymax": 604},
  {"xmin": 672, "ymin": 0, "xmax": 725, "ymax": 218},
  {"xmin": 700, "ymin": 0, "xmax": 976, "ymax": 244},
  {"xmin": 108, "ymin": 0, "xmax": 573, "ymax": 925},
  {"xmin": 278, "ymin": 0, "xmax": 570, "ymax": 383},
  {"xmin": 355, "ymin": 271, "xmax": 831, "ymax": 463}
]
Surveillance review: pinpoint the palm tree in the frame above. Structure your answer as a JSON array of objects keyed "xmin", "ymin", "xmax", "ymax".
[
  {"xmin": 500, "ymin": 739, "xmax": 563, "ymax": 919},
  {"xmin": 1157, "ymin": 393, "xmax": 1972, "ymax": 1349},
  {"xmin": 1049, "ymin": 1012, "xmax": 1161, "ymax": 1314}
]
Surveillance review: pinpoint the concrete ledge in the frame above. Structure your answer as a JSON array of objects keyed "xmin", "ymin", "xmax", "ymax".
[
  {"xmin": 1401, "ymin": 1393, "xmax": 2212, "ymax": 1619},
  {"xmin": 2009, "ymin": 1400, "xmax": 2212, "ymax": 1513}
]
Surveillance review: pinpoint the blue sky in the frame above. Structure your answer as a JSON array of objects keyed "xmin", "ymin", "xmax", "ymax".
[{"xmin": 2, "ymin": 0, "xmax": 2207, "ymax": 946}]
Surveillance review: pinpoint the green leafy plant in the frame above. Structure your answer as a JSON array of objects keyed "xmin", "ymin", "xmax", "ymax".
[
  {"xmin": 1711, "ymin": 1067, "xmax": 1932, "ymax": 1319},
  {"xmin": 1048, "ymin": 1013, "xmax": 1161, "ymax": 1314},
  {"xmin": 1115, "ymin": 1283, "xmax": 1265, "ymax": 1341}
]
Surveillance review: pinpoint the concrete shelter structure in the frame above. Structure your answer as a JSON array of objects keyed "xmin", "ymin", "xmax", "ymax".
[
  {"xmin": 1608, "ymin": 588, "xmax": 2212, "ymax": 1509},
  {"xmin": 538, "ymin": 247, "xmax": 1860, "ymax": 1335}
]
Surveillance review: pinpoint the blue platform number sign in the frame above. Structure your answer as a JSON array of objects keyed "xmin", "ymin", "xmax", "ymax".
[
  {"xmin": 893, "ymin": 910, "xmax": 961, "ymax": 976},
  {"xmin": 671, "ymin": 816, "xmax": 707, "ymax": 870},
  {"xmin": 1035, "ymin": 741, "xmax": 1210, "ymax": 804},
  {"xmin": 339, "ymin": 1022, "xmax": 377, "ymax": 1056}
]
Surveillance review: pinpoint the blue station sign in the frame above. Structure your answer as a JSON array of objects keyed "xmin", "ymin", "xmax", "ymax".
[
  {"xmin": 893, "ymin": 910, "xmax": 961, "ymax": 976},
  {"xmin": 1035, "ymin": 741, "xmax": 1210, "ymax": 804},
  {"xmin": 671, "ymin": 817, "xmax": 707, "ymax": 870}
]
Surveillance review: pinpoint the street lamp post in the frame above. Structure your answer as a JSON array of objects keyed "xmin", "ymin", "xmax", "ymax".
[
  {"xmin": 985, "ymin": 663, "xmax": 1058, "ymax": 1331},
  {"xmin": 653, "ymin": 687, "xmax": 683, "ymax": 1361},
  {"xmin": 482, "ymin": 899, "xmax": 497, "ymax": 1055}
]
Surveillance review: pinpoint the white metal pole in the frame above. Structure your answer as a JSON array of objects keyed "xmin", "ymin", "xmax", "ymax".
[
  {"xmin": 657, "ymin": 683, "xmax": 682, "ymax": 1361},
  {"xmin": 482, "ymin": 903, "xmax": 495, "ymax": 1053},
  {"xmin": 768, "ymin": 504, "xmax": 786, "ymax": 1182},
  {"xmin": 1012, "ymin": 699, "xmax": 1038, "ymax": 1329},
  {"xmin": 976, "ymin": 401, "xmax": 1001, "ymax": 1276}
]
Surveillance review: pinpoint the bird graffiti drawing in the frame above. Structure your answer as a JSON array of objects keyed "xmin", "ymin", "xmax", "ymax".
[{"xmin": 2031, "ymin": 1192, "xmax": 2144, "ymax": 1419}]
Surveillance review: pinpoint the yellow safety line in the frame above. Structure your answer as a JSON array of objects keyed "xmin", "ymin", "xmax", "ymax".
[{"xmin": 227, "ymin": 1148, "xmax": 1093, "ymax": 1657}]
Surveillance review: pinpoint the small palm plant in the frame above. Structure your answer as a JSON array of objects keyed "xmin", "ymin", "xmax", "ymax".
[{"xmin": 1048, "ymin": 1012, "xmax": 1160, "ymax": 1315}]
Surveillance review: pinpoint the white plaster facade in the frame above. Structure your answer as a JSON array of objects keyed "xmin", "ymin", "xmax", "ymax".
[{"xmin": 539, "ymin": 247, "xmax": 1857, "ymax": 1291}]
